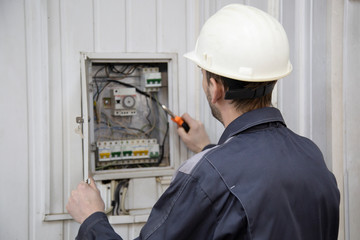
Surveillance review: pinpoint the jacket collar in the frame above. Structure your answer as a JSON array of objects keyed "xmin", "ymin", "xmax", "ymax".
[{"xmin": 218, "ymin": 107, "xmax": 286, "ymax": 145}]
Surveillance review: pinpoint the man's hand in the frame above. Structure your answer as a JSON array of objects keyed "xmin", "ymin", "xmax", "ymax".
[
  {"xmin": 66, "ymin": 177, "xmax": 105, "ymax": 224},
  {"xmin": 177, "ymin": 113, "xmax": 211, "ymax": 153}
]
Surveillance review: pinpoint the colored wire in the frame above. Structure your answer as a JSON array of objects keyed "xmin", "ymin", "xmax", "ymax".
[
  {"xmin": 144, "ymin": 94, "xmax": 157, "ymax": 135},
  {"xmin": 93, "ymin": 64, "xmax": 138, "ymax": 101},
  {"xmin": 93, "ymin": 66, "xmax": 106, "ymax": 100},
  {"xmin": 145, "ymin": 97, "xmax": 152, "ymax": 126},
  {"xmin": 100, "ymin": 112, "xmax": 149, "ymax": 138},
  {"xmin": 93, "ymin": 67, "xmax": 170, "ymax": 165},
  {"xmin": 106, "ymin": 79, "xmax": 169, "ymax": 164}
]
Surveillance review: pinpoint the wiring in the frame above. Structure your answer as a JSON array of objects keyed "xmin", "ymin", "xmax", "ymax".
[
  {"xmin": 120, "ymin": 185, "xmax": 129, "ymax": 214},
  {"xmin": 100, "ymin": 112, "xmax": 150, "ymax": 138},
  {"xmin": 98, "ymin": 79, "xmax": 169, "ymax": 156},
  {"xmin": 92, "ymin": 66, "xmax": 106, "ymax": 100},
  {"xmin": 93, "ymin": 64, "xmax": 139, "ymax": 101},
  {"xmin": 92, "ymin": 64, "xmax": 170, "ymax": 168},
  {"xmin": 113, "ymin": 180, "xmax": 129, "ymax": 215},
  {"xmin": 94, "ymin": 65, "xmax": 159, "ymax": 108},
  {"xmin": 145, "ymin": 96, "xmax": 152, "ymax": 127},
  {"xmin": 158, "ymin": 122, "xmax": 169, "ymax": 164},
  {"xmin": 144, "ymin": 94, "xmax": 157, "ymax": 136},
  {"xmin": 86, "ymin": 60, "xmax": 177, "ymax": 221}
]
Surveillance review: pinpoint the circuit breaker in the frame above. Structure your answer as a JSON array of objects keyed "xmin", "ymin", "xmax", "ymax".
[{"xmin": 79, "ymin": 53, "xmax": 180, "ymax": 181}]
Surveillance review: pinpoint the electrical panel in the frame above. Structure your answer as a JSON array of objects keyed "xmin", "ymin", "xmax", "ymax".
[
  {"xmin": 78, "ymin": 53, "xmax": 180, "ymax": 220},
  {"xmin": 79, "ymin": 53, "xmax": 180, "ymax": 182}
]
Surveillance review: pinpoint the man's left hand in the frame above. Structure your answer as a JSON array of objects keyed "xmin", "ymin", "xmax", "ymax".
[{"xmin": 66, "ymin": 177, "xmax": 105, "ymax": 224}]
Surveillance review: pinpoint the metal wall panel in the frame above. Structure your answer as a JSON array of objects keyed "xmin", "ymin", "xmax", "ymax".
[
  {"xmin": 310, "ymin": 0, "xmax": 328, "ymax": 162},
  {"xmin": 0, "ymin": 1, "xmax": 29, "ymax": 239},
  {"xmin": 1, "ymin": 0, "xmax": 359, "ymax": 238},
  {"xmin": 48, "ymin": 0, "xmax": 65, "ymax": 217},
  {"xmin": 125, "ymin": 0, "xmax": 157, "ymax": 52},
  {"xmin": 56, "ymin": 0, "xmax": 95, "ymax": 238},
  {"xmin": 344, "ymin": 1, "xmax": 360, "ymax": 238},
  {"xmin": 93, "ymin": 0, "xmax": 127, "ymax": 52}
]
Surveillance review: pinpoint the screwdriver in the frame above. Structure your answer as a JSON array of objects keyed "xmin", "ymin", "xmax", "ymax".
[{"xmin": 161, "ymin": 105, "xmax": 190, "ymax": 133}]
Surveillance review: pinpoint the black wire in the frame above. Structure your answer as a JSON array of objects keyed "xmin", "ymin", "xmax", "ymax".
[
  {"xmin": 105, "ymin": 79, "xmax": 170, "ymax": 164},
  {"xmin": 102, "ymin": 79, "xmax": 162, "ymax": 108},
  {"xmin": 113, "ymin": 180, "xmax": 129, "ymax": 215},
  {"xmin": 93, "ymin": 66, "xmax": 106, "ymax": 100},
  {"xmin": 119, "ymin": 181, "xmax": 129, "ymax": 214},
  {"xmin": 113, "ymin": 181, "xmax": 122, "ymax": 215},
  {"xmin": 110, "ymin": 64, "xmax": 130, "ymax": 74},
  {"xmin": 109, "ymin": 64, "xmax": 138, "ymax": 76},
  {"xmin": 100, "ymin": 112, "xmax": 150, "ymax": 137},
  {"xmin": 93, "ymin": 63, "xmax": 163, "ymax": 111},
  {"xmin": 158, "ymin": 122, "xmax": 169, "ymax": 164},
  {"xmin": 95, "ymin": 77, "xmax": 170, "ymax": 165},
  {"xmin": 94, "ymin": 64, "xmax": 139, "ymax": 101},
  {"xmin": 96, "ymin": 81, "xmax": 111, "ymax": 101}
]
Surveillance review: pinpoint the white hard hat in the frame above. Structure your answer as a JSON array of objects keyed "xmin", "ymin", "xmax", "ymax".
[{"xmin": 185, "ymin": 4, "xmax": 292, "ymax": 82}]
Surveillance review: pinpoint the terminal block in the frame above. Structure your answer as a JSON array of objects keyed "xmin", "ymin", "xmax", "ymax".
[
  {"xmin": 97, "ymin": 139, "xmax": 160, "ymax": 165},
  {"xmin": 141, "ymin": 67, "xmax": 162, "ymax": 92}
]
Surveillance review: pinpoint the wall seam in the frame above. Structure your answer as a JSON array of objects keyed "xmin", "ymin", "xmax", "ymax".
[
  {"xmin": 309, "ymin": 0, "xmax": 313, "ymax": 139},
  {"xmin": 23, "ymin": 0, "xmax": 31, "ymax": 238},
  {"xmin": 342, "ymin": 1, "xmax": 350, "ymax": 239},
  {"xmin": 125, "ymin": 0, "xmax": 130, "ymax": 52},
  {"xmin": 58, "ymin": 0, "xmax": 67, "ymax": 237}
]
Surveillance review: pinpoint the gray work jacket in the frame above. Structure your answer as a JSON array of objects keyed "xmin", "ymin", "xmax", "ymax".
[{"xmin": 76, "ymin": 107, "xmax": 340, "ymax": 240}]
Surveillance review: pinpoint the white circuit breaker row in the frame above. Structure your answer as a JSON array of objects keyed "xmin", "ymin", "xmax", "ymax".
[{"xmin": 97, "ymin": 138, "xmax": 160, "ymax": 164}]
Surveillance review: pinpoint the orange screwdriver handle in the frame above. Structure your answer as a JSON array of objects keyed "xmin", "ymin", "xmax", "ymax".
[
  {"xmin": 171, "ymin": 116, "xmax": 184, "ymax": 126},
  {"xmin": 171, "ymin": 116, "xmax": 190, "ymax": 132}
]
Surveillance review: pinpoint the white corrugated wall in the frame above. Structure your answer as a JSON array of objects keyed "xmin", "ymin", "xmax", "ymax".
[{"xmin": 0, "ymin": 0, "xmax": 359, "ymax": 239}]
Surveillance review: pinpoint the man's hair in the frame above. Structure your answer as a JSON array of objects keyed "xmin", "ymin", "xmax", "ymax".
[{"xmin": 206, "ymin": 71, "xmax": 277, "ymax": 113}]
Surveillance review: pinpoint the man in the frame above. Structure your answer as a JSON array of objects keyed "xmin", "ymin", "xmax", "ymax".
[{"xmin": 67, "ymin": 4, "xmax": 340, "ymax": 239}]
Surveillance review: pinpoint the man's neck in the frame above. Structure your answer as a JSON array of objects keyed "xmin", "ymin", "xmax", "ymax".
[
  {"xmin": 220, "ymin": 105, "xmax": 244, "ymax": 128},
  {"xmin": 220, "ymin": 105, "xmax": 272, "ymax": 128}
]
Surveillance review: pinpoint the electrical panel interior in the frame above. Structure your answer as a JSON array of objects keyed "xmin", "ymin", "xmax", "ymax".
[{"xmin": 80, "ymin": 53, "xmax": 179, "ymax": 182}]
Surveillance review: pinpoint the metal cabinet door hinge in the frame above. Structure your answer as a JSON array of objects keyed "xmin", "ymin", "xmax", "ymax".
[{"xmin": 76, "ymin": 117, "xmax": 84, "ymax": 123}]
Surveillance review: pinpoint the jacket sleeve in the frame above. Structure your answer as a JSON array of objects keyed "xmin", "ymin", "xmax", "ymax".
[
  {"xmin": 137, "ymin": 171, "xmax": 217, "ymax": 240},
  {"xmin": 76, "ymin": 171, "xmax": 216, "ymax": 240},
  {"xmin": 76, "ymin": 212, "xmax": 123, "ymax": 240}
]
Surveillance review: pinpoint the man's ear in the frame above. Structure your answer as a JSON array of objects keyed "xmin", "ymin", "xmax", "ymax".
[{"xmin": 209, "ymin": 77, "xmax": 224, "ymax": 104}]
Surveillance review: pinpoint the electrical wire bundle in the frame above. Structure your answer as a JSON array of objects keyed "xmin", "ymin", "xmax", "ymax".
[
  {"xmin": 92, "ymin": 64, "xmax": 170, "ymax": 169},
  {"xmin": 112, "ymin": 180, "xmax": 130, "ymax": 215}
]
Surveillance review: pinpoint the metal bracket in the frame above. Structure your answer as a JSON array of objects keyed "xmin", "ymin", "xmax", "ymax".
[
  {"xmin": 76, "ymin": 117, "xmax": 84, "ymax": 123},
  {"xmin": 75, "ymin": 117, "xmax": 84, "ymax": 138}
]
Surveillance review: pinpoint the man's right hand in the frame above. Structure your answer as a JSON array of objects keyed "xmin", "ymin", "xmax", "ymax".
[{"xmin": 177, "ymin": 113, "xmax": 211, "ymax": 153}]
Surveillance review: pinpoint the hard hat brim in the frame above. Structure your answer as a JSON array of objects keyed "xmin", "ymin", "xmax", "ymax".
[
  {"xmin": 184, "ymin": 50, "xmax": 293, "ymax": 82},
  {"xmin": 183, "ymin": 51, "xmax": 198, "ymax": 66}
]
